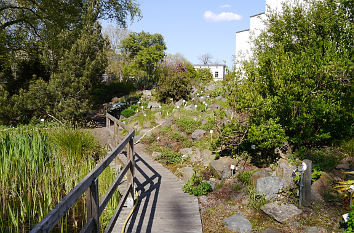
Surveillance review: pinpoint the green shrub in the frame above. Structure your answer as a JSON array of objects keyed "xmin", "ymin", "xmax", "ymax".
[
  {"xmin": 195, "ymin": 68, "xmax": 213, "ymax": 84},
  {"xmin": 228, "ymin": 0, "xmax": 353, "ymax": 148},
  {"xmin": 237, "ymin": 171, "xmax": 252, "ymax": 186},
  {"xmin": 154, "ymin": 149, "xmax": 182, "ymax": 164},
  {"xmin": 247, "ymin": 187, "xmax": 267, "ymax": 210},
  {"xmin": 156, "ymin": 63, "xmax": 193, "ymax": 103},
  {"xmin": 176, "ymin": 116, "xmax": 201, "ymax": 134},
  {"xmin": 345, "ymin": 206, "xmax": 354, "ymax": 233},
  {"xmin": 183, "ymin": 173, "xmax": 213, "ymax": 196}
]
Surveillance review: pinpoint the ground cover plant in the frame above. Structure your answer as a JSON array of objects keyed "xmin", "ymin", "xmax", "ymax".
[{"xmin": 0, "ymin": 125, "xmax": 118, "ymax": 232}]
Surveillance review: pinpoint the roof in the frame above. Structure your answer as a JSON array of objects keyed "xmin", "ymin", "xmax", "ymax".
[
  {"xmin": 193, "ymin": 64, "xmax": 226, "ymax": 67},
  {"xmin": 250, "ymin": 12, "xmax": 265, "ymax": 18},
  {"xmin": 236, "ymin": 29, "xmax": 250, "ymax": 33}
]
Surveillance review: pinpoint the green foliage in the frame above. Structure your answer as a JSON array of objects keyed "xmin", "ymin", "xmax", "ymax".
[
  {"xmin": 345, "ymin": 206, "xmax": 354, "ymax": 233},
  {"xmin": 175, "ymin": 116, "xmax": 201, "ymax": 134},
  {"xmin": 121, "ymin": 105, "xmax": 138, "ymax": 118},
  {"xmin": 195, "ymin": 68, "xmax": 213, "ymax": 84},
  {"xmin": 228, "ymin": 0, "xmax": 353, "ymax": 148},
  {"xmin": 183, "ymin": 173, "xmax": 213, "ymax": 196},
  {"xmin": 156, "ymin": 63, "xmax": 193, "ymax": 102},
  {"xmin": 93, "ymin": 81, "xmax": 136, "ymax": 105},
  {"xmin": 0, "ymin": 125, "xmax": 117, "ymax": 232},
  {"xmin": 121, "ymin": 31, "xmax": 166, "ymax": 88},
  {"xmin": 237, "ymin": 171, "xmax": 252, "ymax": 186},
  {"xmin": 248, "ymin": 119, "xmax": 286, "ymax": 150},
  {"xmin": 311, "ymin": 169, "xmax": 322, "ymax": 182},
  {"xmin": 247, "ymin": 187, "xmax": 268, "ymax": 210},
  {"xmin": 154, "ymin": 149, "xmax": 182, "ymax": 164}
]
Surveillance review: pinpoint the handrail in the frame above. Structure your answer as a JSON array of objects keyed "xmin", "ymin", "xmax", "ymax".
[{"xmin": 30, "ymin": 114, "xmax": 135, "ymax": 233}]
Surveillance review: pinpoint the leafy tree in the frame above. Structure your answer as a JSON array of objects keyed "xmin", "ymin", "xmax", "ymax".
[
  {"xmin": 229, "ymin": 0, "xmax": 353, "ymax": 149},
  {"xmin": 121, "ymin": 31, "xmax": 166, "ymax": 88},
  {"xmin": 195, "ymin": 68, "xmax": 213, "ymax": 84},
  {"xmin": 156, "ymin": 63, "xmax": 193, "ymax": 103}
]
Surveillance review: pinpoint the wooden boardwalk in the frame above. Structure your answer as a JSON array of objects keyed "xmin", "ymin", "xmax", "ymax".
[{"xmin": 112, "ymin": 144, "xmax": 203, "ymax": 233}]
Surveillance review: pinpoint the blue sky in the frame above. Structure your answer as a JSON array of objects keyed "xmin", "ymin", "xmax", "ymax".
[{"xmin": 109, "ymin": 0, "xmax": 266, "ymax": 68}]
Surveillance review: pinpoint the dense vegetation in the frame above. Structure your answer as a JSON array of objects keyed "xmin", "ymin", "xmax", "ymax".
[
  {"xmin": 0, "ymin": 0, "xmax": 140, "ymax": 124},
  {"xmin": 222, "ymin": 0, "xmax": 353, "ymax": 162},
  {"xmin": 0, "ymin": 125, "xmax": 118, "ymax": 232}
]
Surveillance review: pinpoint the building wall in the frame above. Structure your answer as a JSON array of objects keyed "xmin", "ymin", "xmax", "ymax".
[
  {"xmin": 194, "ymin": 65, "xmax": 225, "ymax": 81},
  {"xmin": 235, "ymin": 0, "xmax": 310, "ymax": 65}
]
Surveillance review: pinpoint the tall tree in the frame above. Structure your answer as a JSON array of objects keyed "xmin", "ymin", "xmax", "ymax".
[
  {"xmin": 121, "ymin": 31, "xmax": 166, "ymax": 88},
  {"xmin": 198, "ymin": 53, "xmax": 213, "ymax": 65}
]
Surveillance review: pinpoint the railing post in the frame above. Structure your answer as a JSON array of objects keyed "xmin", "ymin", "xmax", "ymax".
[
  {"xmin": 114, "ymin": 122, "xmax": 118, "ymax": 147},
  {"xmin": 127, "ymin": 136, "xmax": 135, "ymax": 205},
  {"xmin": 86, "ymin": 179, "xmax": 99, "ymax": 232},
  {"xmin": 106, "ymin": 116, "xmax": 110, "ymax": 129}
]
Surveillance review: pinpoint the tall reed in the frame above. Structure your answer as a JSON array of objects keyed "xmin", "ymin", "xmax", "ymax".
[{"xmin": 0, "ymin": 126, "xmax": 119, "ymax": 232}]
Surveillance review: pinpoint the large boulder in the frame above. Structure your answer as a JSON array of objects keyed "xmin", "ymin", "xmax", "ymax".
[
  {"xmin": 201, "ymin": 149, "xmax": 214, "ymax": 167},
  {"xmin": 147, "ymin": 101, "xmax": 161, "ymax": 109},
  {"xmin": 191, "ymin": 129, "xmax": 206, "ymax": 140},
  {"xmin": 256, "ymin": 176, "xmax": 288, "ymax": 200},
  {"xmin": 209, "ymin": 157, "xmax": 238, "ymax": 179},
  {"xmin": 251, "ymin": 169, "xmax": 272, "ymax": 187},
  {"xmin": 223, "ymin": 214, "xmax": 252, "ymax": 233},
  {"xmin": 302, "ymin": 226, "xmax": 327, "ymax": 233},
  {"xmin": 261, "ymin": 201, "xmax": 302, "ymax": 223},
  {"xmin": 311, "ymin": 172, "xmax": 333, "ymax": 201},
  {"xmin": 275, "ymin": 158, "xmax": 296, "ymax": 187},
  {"xmin": 179, "ymin": 148, "xmax": 194, "ymax": 157},
  {"xmin": 208, "ymin": 104, "xmax": 222, "ymax": 111},
  {"xmin": 182, "ymin": 167, "xmax": 194, "ymax": 182},
  {"xmin": 142, "ymin": 90, "xmax": 152, "ymax": 96},
  {"xmin": 175, "ymin": 99, "xmax": 184, "ymax": 107}
]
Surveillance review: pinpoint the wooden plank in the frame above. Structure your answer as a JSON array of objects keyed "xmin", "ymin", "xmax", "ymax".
[
  {"xmin": 86, "ymin": 179, "xmax": 99, "ymax": 232},
  {"xmin": 30, "ymin": 130, "xmax": 134, "ymax": 233},
  {"xmin": 104, "ymin": 184, "xmax": 132, "ymax": 233},
  {"xmin": 99, "ymin": 161, "xmax": 131, "ymax": 216},
  {"xmin": 79, "ymin": 218, "xmax": 94, "ymax": 233}
]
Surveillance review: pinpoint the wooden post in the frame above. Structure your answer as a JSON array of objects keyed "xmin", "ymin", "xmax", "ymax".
[
  {"xmin": 126, "ymin": 137, "xmax": 135, "ymax": 206},
  {"xmin": 114, "ymin": 122, "xmax": 118, "ymax": 147},
  {"xmin": 86, "ymin": 179, "xmax": 99, "ymax": 232},
  {"xmin": 106, "ymin": 116, "xmax": 110, "ymax": 129},
  {"xmin": 302, "ymin": 159, "xmax": 312, "ymax": 207}
]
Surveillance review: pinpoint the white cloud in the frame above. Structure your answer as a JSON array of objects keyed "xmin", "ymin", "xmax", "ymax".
[
  {"xmin": 204, "ymin": 11, "xmax": 242, "ymax": 22},
  {"xmin": 219, "ymin": 4, "xmax": 231, "ymax": 9}
]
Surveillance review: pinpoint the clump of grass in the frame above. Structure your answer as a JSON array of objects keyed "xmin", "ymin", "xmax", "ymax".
[
  {"xmin": 0, "ymin": 125, "xmax": 116, "ymax": 232},
  {"xmin": 175, "ymin": 116, "xmax": 201, "ymax": 134}
]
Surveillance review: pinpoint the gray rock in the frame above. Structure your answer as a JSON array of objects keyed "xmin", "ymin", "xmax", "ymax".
[
  {"xmin": 208, "ymin": 104, "xmax": 222, "ymax": 111},
  {"xmin": 161, "ymin": 118, "xmax": 173, "ymax": 127},
  {"xmin": 209, "ymin": 157, "xmax": 238, "ymax": 180},
  {"xmin": 303, "ymin": 226, "xmax": 327, "ymax": 233},
  {"xmin": 142, "ymin": 90, "xmax": 152, "ymax": 96},
  {"xmin": 201, "ymin": 149, "xmax": 214, "ymax": 167},
  {"xmin": 191, "ymin": 129, "xmax": 206, "ymax": 140},
  {"xmin": 336, "ymin": 163, "xmax": 350, "ymax": 170},
  {"xmin": 179, "ymin": 148, "xmax": 194, "ymax": 157},
  {"xmin": 256, "ymin": 176, "xmax": 287, "ymax": 200},
  {"xmin": 175, "ymin": 99, "xmax": 184, "ymax": 107},
  {"xmin": 251, "ymin": 170, "xmax": 272, "ymax": 187},
  {"xmin": 223, "ymin": 214, "xmax": 252, "ymax": 233},
  {"xmin": 311, "ymin": 172, "xmax": 332, "ymax": 201},
  {"xmin": 185, "ymin": 105, "xmax": 195, "ymax": 110},
  {"xmin": 139, "ymin": 129, "xmax": 152, "ymax": 137},
  {"xmin": 190, "ymin": 148, "xmax": 202, "ymax": 163},
  {"xmin": 261, "ymin": 201, "xmax": 302, "ymax": 223},
  {"xmin": 182, "ymin": 167, "xmax": 195, "ymax": 182},
  {"xmin": 275, "ymin": 158, "xmax": 295, "ymax": 187},
  {"xmin": 215, "ymin": 96, "xmax": 223, "ymax": 100},
  {"xmin": 206, "ymin": 84, "xmax": 216, "ymax": 91},
  {"xmin": 262, "ymin": 228, "xmax": 282, "ymax": 233},
  {"xmin": 151, "ymin": 151, "xmax": 161, "ymax": 158},
  {"xmin": 147, "ymin": 101, "xmax": 161, "ymax": 108}
]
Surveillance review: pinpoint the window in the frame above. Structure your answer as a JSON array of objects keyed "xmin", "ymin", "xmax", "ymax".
[{"xmin": 215, "ymin": 71, "xmax": 218, "ymax": 78}]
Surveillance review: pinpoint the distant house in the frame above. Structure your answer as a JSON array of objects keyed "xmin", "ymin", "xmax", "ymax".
[{"xmin": 193, "ymin": 64, "xmax": 226, "ymax": 81}]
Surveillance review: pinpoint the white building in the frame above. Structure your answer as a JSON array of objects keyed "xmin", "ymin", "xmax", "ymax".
[
  {"xmin": 235, "ymin": 0, "xmax": 309, "ymax": 65},
  {"xmin": 194, "ymin": 64, "xmax": 226, "ymax": 81}
]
